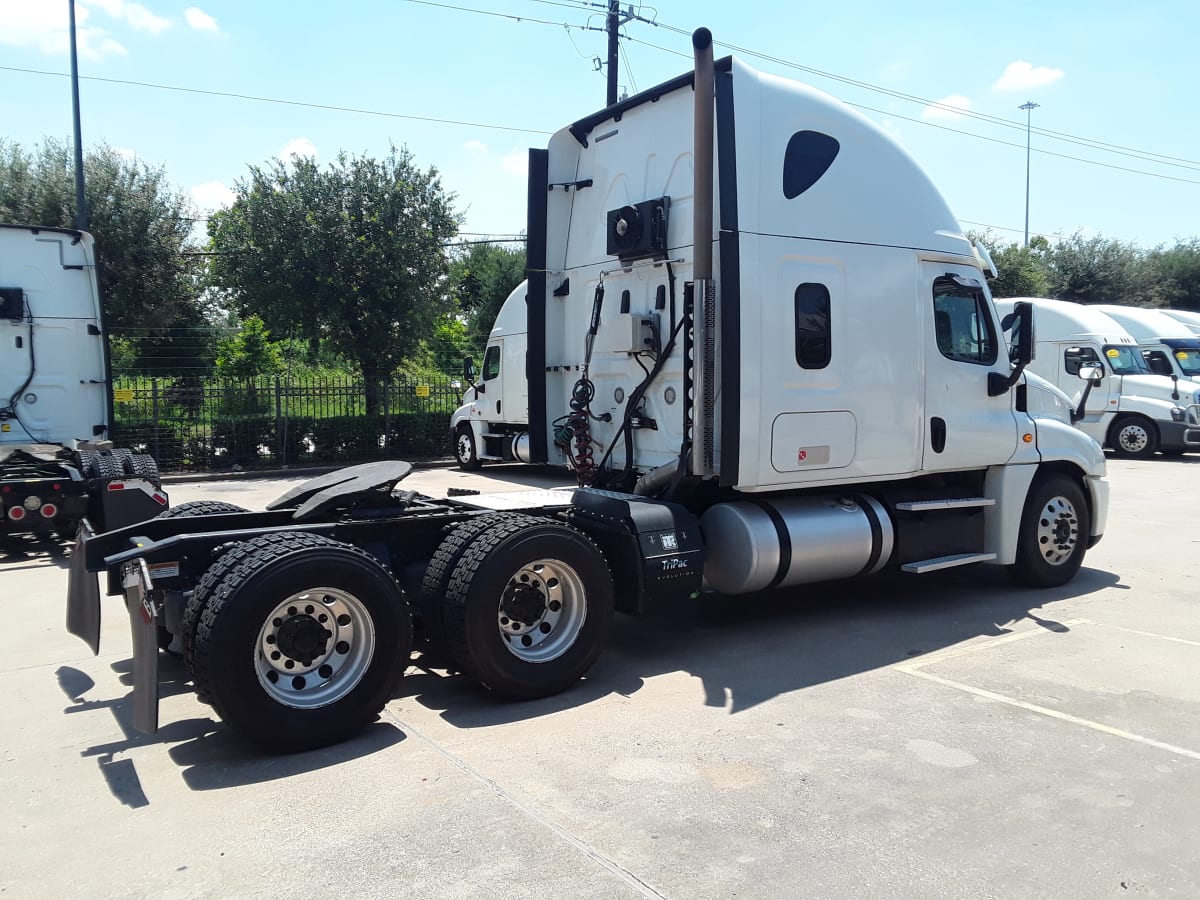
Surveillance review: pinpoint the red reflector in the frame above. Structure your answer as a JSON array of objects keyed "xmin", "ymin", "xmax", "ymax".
[
  {"xmin": 7, "ymin": 506, "xmax": 25, "ymax": 521},
  {"xmin": 107, "ymin": 482, "xmax": 126, "ymax": 491},
  {"xmin": 153, "ymin": 492, "xmax": 168, "ymax": 505},
  {"xmin": 1, "ymin": 485, "xmax": 10, "ymax": 493},
  {"xmin": 40, "ymin": 503, "xmax": 58, "ymax": 518},
  {"xmin": 53, "ymin": 483, "xmax": 62, "ymax": 491}
]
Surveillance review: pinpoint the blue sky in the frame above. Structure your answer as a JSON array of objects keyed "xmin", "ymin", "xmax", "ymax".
[{"xmin": 1, "ymin": 0, "xmax": 1197, "ymax": 249}]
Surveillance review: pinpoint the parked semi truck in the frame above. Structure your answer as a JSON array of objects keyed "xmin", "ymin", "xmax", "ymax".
[
  {"xmin": 1, "ymin": 224, "xmax": 166, "ymax": 537},
  {"xmin": 996, "ymin": 297, "xmax": 1200, "ymax": 458},
  {"xmin": 449, "ymin": 280, "xmax": 546, "ymax": 469},
  {"xmin": 68, "ymin": 32, "xmax": 1108, "ymax": 752},
  {"xmin": 1092, "ymin": 304, "xmax": 1200, "ymax": 384}
]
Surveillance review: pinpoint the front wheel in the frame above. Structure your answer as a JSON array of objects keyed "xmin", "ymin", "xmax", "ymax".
[
  {"xmin": 1010, "ymin": 474, "xmax": 1091, "ymax": 588},
  {"xmin": 454, "ymin": 424, "xmax": 482, "ymax": 470},
  {"xmin": 187, "ymin": 532, "xmax": 411, "ymax": 751},
  {"xmin": 1109, "ymin": 415, "xmax": 1159, "ymax": 459},
  {"xmin": 441, "ymin": 515, "xmax": 613, "ymax": 699}
]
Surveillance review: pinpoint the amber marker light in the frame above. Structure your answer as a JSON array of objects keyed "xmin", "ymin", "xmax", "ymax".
[{"xmin": 1022, "ymin": 433, "xmax": 1034, "ymax": 443}]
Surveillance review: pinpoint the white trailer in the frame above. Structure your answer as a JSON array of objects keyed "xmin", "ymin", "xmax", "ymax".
[
  {"xmin": 995, "ymin": 297, "xmax": 1200, "ymax": 457},
  {"xmin": 1, "ymin": 224, "xmax": 165, "ymax": 536},
  {"xmin": 69, "ymin": 32, "xmax": 1108, "ymax": 752},
  {"xmin": 1093, "ymin": 304, "xmax": 1200, "ymax": 383}
]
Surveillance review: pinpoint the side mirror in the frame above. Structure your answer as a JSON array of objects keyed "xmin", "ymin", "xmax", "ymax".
[
  {"xmin": 463, "ymin": 356, "xmax": 476, "ymax": 383},
  {"xmin": 1011, "ymin": 301, "xmax": 1034, "ymax": 366},
  {"xmin": 1078, "ymin": 364, "xmax": 1103, "ymax": 384}
]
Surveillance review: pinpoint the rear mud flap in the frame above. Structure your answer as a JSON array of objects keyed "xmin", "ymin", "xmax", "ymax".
[
  {"xmin": 66, "ymin": 521, "xmax": 101, "ymax": 654},
  {"xmin": 123, "ymin": 559, "xmax": 160, "ymax": 735}
]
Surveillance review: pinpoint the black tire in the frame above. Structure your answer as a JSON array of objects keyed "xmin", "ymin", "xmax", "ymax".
[
  {"xmin": 76, "ymin": 450, "xmax": 98, "ymax": 479},
  {"xmin": 188, "ymin": 532, "xmax": 411, "ymax": 752},
  {"xmin": 93, "ymin": 452, "xmax": 123, "ymax": 481},
  {"xmin": 129, "ymin": 453, "xmax": 161, "ymax": 487},
  {"xmin": 1109, "ymin": 415, "xmax": 1159, "ymax": 459},
  {"xmin": 153, "ymin": 500, "xmax": 251, "ymax": 683},
  {"xmin": 454, "ymin": 425, "xmax": 483, "ymax": 470},
  {"xmin": 442, "ymin": 516, "xmax": 614, "ymax": 699},
  {"xmin": 1010, "ymin": 474, "xmax": 1091, "ymax": 588},
  {"xmin": 418, "ymin": 513, "xmax": 529, "ymax": 656},
  {"xmin": 156, "ymin": 499, "xmax": 248, "ymax": 520},
  {"xmin": 111, "ymin": 448, "xmax": 134, "ymax": 474}
]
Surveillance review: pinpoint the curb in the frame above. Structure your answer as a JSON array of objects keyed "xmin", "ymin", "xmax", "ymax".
[{"xmin": 160, "ymin": 458, "xmax": 459, "ymax": 484}]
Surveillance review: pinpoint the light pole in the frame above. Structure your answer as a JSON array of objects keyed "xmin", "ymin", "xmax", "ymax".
[
  {"xmin": 68, "ymin": 0, "xmax": 87, "ymax": 231},
  {"xmin": 1020, "ymin": 100, "xmax": 1039, "ymax": 247}
]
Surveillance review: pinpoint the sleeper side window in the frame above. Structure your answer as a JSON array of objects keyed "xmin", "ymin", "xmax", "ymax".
[
  {"xmin": 794, "ymin": 283, "xmax": 831, "ymax": 369},
  {"xmin": 932, "ymin": 276, "xmax": 997, "ymax": 365}
]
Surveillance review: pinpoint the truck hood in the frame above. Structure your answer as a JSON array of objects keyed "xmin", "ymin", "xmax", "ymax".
[{"xmin": 1119, "ymin": 374, "xmax": 1200, "ymax": 406}]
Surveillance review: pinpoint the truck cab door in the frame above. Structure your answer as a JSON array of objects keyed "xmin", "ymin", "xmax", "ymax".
[
  {"xmin": 481, "ymin": 341, "xmax": 503, "ymax": 418},
  {"xmin": 921, "ymin": 266, "xmax": 1017, "ymax": 468}
]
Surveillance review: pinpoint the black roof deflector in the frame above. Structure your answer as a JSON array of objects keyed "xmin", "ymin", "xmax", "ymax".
[{"xmin": 569, "ymin": 56, "xmax": 734, "ymax": 147}]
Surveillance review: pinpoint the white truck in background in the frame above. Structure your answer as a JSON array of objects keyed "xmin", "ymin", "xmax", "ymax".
[
  {"xmin": 1093, "ymin": 304, "xmax": 1200, "ymax": 383},
  {"xmin": 69, "ymin": 32, "xmax": 1109, "ymax": 753},
  {"xmin": 1160, "ymin": 308, "xmax": 1200, "ymax": 335},
  {"xmin": 996, "ymin": 297, "xmax": 1200, "ymax": 458},
  {"xmin": 1, "ymin": 224, "xmax": 165, "ymax": 536},
  {"xmin": 449, "ymin": 280, "xmax": 543, "ymax": 469}
]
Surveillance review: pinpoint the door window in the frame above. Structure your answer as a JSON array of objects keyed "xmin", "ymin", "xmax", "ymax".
[
  {"xmin": 1064, "ymin": 346, "xmax": 1101, "ymax": 376},
  {"xmin": 482, "ymin": 345, "xmax": 501, "ymax": 381},
  {"xmin": 932, "ymin": 276, "xmax": 997, "ymax": 365}
]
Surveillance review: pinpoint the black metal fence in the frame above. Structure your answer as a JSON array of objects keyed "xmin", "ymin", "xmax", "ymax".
[{"xmin": 110, "ymin": 375, "xmax": 465, "ymax": 472}]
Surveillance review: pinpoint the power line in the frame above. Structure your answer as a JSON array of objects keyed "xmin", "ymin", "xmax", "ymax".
[
  {"xmin": 622, "ymin": 34, "xmax": 1200, "ymax": 187},
  {"xmin": 0, "ymin": 64, "xmax": 553, "ymax": 136}
]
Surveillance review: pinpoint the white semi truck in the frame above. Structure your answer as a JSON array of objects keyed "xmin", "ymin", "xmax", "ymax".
[
  {"xmin": 1092, "ymin": 304, "xmax": 1200, "ymax": 383},
  {"xmin": 68, "ymin": 32, "xmax": 1109, "ymax": 752},
  {"xmin": 449, "ymin": 280, "xmax": 542, "ymax": 469},
  {"xmin": 1, "ymin": 224, "xmax": 165, "ymax": 537},
  {"xmin": 996, "ymin": 297, "xmax": 1200, "ymax": 457}
]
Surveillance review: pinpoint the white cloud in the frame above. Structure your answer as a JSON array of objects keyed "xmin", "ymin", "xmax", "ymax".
[
  {"xmin": 0, "ymin": 2, "xmax": 127, "ymax": 59},
  {"xmin": 920, "ymin": 94, "xmax": 972, "ymax": 121},
  {"xmin": 500, "ymin": 151, "xmax": 528, "ymax": 177},
  {"xmin": 191, "ymin": 181, "xmax": 236, "ymax": 211},
  {"xmin": 184, "ymin": 6, "xmax": 219, "ymax": 32},
  {"xmin": 86, "ymin": 0, "xmax": 171, "ymax": 35},
  {"xmin": 279, "ymin": 138, "xmax": 318, "ymax": 160},
  {"xmin": 463, "ymin": 139, "xmax": 488, "ymax": 153},
  {"xmin": 993, "ymin": 60, "xmax": 1064, "ymax": 92}
]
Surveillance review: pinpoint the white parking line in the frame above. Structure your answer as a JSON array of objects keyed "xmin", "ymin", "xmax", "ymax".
[
  {"xmin": 895, "ymin": 618, "xmax": 1093, "ymax": 673},
  {"xmin": 899, "ymin": 667, "xmax": 1200, "ymax": 762},
  {"xmin": 1090, "ymin": 622, "xmax": 1200, "ymax": 648}
]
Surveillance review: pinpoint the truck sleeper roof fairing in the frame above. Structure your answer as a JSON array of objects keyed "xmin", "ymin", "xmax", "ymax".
[{"xmin": 996, "ymin": 298, "xmax": 1140, "ymax": 348}]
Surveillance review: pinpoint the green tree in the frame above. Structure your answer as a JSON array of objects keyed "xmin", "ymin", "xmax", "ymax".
[
  {"xmin": 208, "ymin": 146, "xmax": 460, "ymax": 412},
  {"xmin": 0, "ymin": 138, "xmax": 201, "ymax": 334},
  {"xmin": 987, "ymin": 236, "xmax": 1051, "ymax": 299},
  {"xmin": 215, "ymin": 315, "xmax": 283, "ymax": 378},
  {"xmin": 1045, "ymin": 231, "xmax": 1147, "ymax": 306},
  {"xmin": 451, "ymin": 241, "xmax": 526, "ymax": 346},
  {"xmin": 1145, "ymin": 239, "xmax": 1200, "ymax": 310}
]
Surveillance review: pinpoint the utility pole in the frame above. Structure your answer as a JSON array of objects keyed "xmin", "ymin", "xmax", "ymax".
[
  {"xmin": 1020, "ymin": 100, "xmax": 1040, "ymax": 247},
  {"xmin": 606, "ymin": 0, "xmax": 620, "ymax": 106},
  {"xmin": 68, "ymin": 0, "xmax": 88, "ymax": 231}
]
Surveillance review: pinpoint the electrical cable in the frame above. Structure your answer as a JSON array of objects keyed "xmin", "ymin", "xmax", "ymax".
[{"xmin": 4, "ymin": 293, "xmax": 41, "ymax": 443}]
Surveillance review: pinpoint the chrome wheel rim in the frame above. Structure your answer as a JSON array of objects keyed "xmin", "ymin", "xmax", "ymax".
[
  {"xmin": 497, "ymin": 558, "xmax": 586, "ymax": 663},
  {"xmin": 1118, "ymin": 424, "xmax": 1149, "ymax": 453},
  {"xmin": 255, "ymin": 587, "xmax": 375, "ymax": 708},
  {"xmin": 1036, "ymin": 495, "xmax": 1080, "ymax": 566},
  {"xmin": 457, "ymin": 432, "xmax": 474, "ymax": 463}
]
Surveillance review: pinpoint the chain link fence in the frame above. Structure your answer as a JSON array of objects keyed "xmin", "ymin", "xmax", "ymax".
[{"xmin": 110, "ymin": 374, "xmax": 466, "ymax": 472}]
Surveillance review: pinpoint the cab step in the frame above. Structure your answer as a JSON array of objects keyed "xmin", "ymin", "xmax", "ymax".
[
  {"xmin": 901, "ymin": 552, "xmax": 997, "ymax": 574},
  {"xmin": 895, "ymin": 497, "xmax": 995, "ymax": 512}
]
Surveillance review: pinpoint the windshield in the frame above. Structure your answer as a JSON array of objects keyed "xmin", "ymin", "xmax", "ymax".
[
  {"xmin": 1172, "ymin": 349, "xmax": 1200, "ymax": 376},
  {"xmin": 1104, "ymin": 345, "xmax": 1149, "ymax": 375}
]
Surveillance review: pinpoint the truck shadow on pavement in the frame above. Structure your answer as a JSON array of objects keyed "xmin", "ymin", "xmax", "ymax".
[
  {"xmin": 57, "ymin": 654, "xmax": 406, "ymax": 803},
  {"xmin": 401, "ymin": 565, "xmax": 1122, "ymax": 729},
  {"xmin": 0, "ymin": 533, "xmax": 71, "ymax": 571}
]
